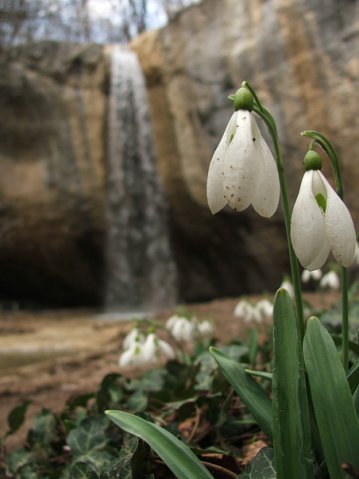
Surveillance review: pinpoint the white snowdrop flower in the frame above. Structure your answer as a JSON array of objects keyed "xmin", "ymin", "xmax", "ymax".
[
  {"xmin": 142, "ymin": 333, "xmax": 175, "ymax": 364},
  {"xmin": 280, "ymin": 280, "xmax": 294, "ymax": 299},
  {"xmin": 291, "ymin": 151, "xmax": 356, "ymax": 271},
  {"xmin": 354, "ymin": 243, "xmax": 359, "ymax": 265},
  {"xmin": 319, "ymin": 271, "xmax": 340, "ymax": 290},
  {"xmin": 166, "ymin": 314, "xmax": 181, "ymax": 330},
  {"xmin": 122, "ymin": 327, "xmax": 145, "ymax": 350},
  {"xmin": 197, "ymin": 320, "xmax": 214, "ymax": 337},
  {"xmin": 256, "ymin": 299, "xmax": 273, "ymax": 319},
  {"xmin": 207, "ymin": 88, "xmax": 280, "ymax": 218},
  {"xmin": 167, "ymin": 316, "xmax": 197, "ymax": 342},
  {"xmin": 301, "ymin": 269, "xmax": 322, "ymax": 283},
  {"xmin": 119, "ymin": 341, "xmax": 146, "ymax": 368},
  {"xmin": 233, "ymin": 300, "xmax": 257, "ymax": 322}
]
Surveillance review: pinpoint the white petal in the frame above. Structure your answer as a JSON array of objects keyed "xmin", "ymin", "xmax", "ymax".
[
  {"xmin": 291, "ymin": 171, "xmax": 328, "ymax": 269},
  {"xmin": 320, "ymin": 172, "xmax": 356, "ymax": 267},
  {"xmin": 119, "ymin": 349, "xmax": 133, "ymax": 367},
  {"xmin": 223, "ymin": 111, "xmax": 257, "ymax": 212},
  {"xmin": 251, "ymin": 132, "xmax": 280, "ymax": 218},
  {"xmin": 305, "ymin": 239, "xmax": 330, "ymax": 271},
  {"xmin": 158, "ymin": 339, "xmax": 175, "ymax": 359},
  {"xmin": 207, "ymin": 134, "xmax": 227, "ymax": 214},
  {"xmin": 142, "ymin": 334, "xmax": 158, "ymax": 363}
]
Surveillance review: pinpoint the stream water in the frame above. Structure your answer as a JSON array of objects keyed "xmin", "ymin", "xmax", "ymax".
[{"xmin": 105, "ymin": 46, "xmax": 177, "ymax": 311}]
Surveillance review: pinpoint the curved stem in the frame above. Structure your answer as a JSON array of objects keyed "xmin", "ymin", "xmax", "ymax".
[
  {"xmin": 251, "ymin": 103, "xmax": 304, "ymax": 339},
  {"xmin": 301, "ymin": 130, "xmax": 349, "ymax": 371}
]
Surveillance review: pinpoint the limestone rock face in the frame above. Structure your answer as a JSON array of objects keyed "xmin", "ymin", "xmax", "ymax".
[
  {"xmin": 132, "ymin": 0, "xmax": 359, "ymax": 300},
  {"xmin": 0, "ymin": 42, "xmax": 108, "ymax": 305},
  {"xmin": 0, "ymin": 0, "xmax": 358, "ymax": 306}
]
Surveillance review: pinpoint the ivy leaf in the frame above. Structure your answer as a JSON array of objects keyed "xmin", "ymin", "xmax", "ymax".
[
  {"xmin": 101, "ymin": 435, "xmax": 148, "ymax": 479},
  {"xmin": 5, "ymin": 400, "xmax": 32, "ymax": 438},
  {"xmin": 27, "ymin": 409, "xmax": 57, "ymax": 451},
  {"xmin": 67, "ymin": 416, "xmax": 109, "ymax": 457},
  {"xmin": 240, "ymin": 447, "xmax": 276, "ymax": 479},
  {"xmin": 70, "ymin": 461, "xmax": 99, "ymax": 478}
]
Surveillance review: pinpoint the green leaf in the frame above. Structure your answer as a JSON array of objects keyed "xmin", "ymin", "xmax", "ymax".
[
  {"xmin": 106, "ymin": 410, "xmax": 214, "ymax": 479},
  {"xmin": 127, "ymin": 390, "xmax": 148, "ymax": 412},
  {"xmin": 209, "ymin": 347, "xmax": 272, "ymax": 438},
  {"xmin": 348, "ymin": 359, "xmax": 359, "ymax": 393},
  {"xmin": 70, "ymin": 462, "xmax": 99, "ymax": 479},
  {"xmin": 101, "ymin": 435, "xmax": 148, "ymax": 479},
  {"xmin": 304, "ymin": 317, "xmax": 359, "ymax": 478},
  {"xmin": 5, "ymin": 400, "xmax": 31, "ymax": 438},
  {"xmin": 244, "ymin": 369, "xmax": 272, "ymax": 382},
  {"xmin": 248, "ymin": 329, "xmax": 259, "ymax": 366},
  {"xmin": 240, "ymin": 447, "xmax": 276, "ymax": 479},
  {"xmin": 272, "ymin": 289, "xmax": 313, "ymax": 479},
  {"xmin": 67, "ymin": 416, "xmax": 109, "ymax": 457},
  {"xmin": 27, "ymin": 409, "xmax": 57, "ymax": 450}
]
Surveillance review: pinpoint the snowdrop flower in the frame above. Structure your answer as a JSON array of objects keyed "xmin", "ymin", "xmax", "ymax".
[
  {"xmin": 207, "ymin": 88, "xmax": 280, "ymax": 217},
  {"xmin": 142, "ymin": 333, "xmax": 175, "ymax": 364},
  {"xmin": 119, "ymin": 340, "xmax": 146, "ymax": 367},
  {"xmin": 255, "ymin": 299, "xmax": 273, "ymax": 320},
  {"xmin": 280, "ymin": 279, "xmax": 294, "ymax": 299},
  {"xmin": 355, "ymin": 243, "xmax": 359, "ymax": 265},
  {"xmin": 122, "ymin": 327, "xmax": 145, "ymax": 350},
  {"xmin": 319, "ymin": 271, "xmax": 340, "ymax": 290},
  {"xmin": 233, "ymin": 300, "xmax": 261, "ymax": 323},
  {"xmin": 301, "ymin": 269, "xmax": 322, "ymax": 283},
  {"xmin": 291, "ymin": 151, "xmax": 356, "ymax": 271},
  {"xmin": 197, "ymin": 320, "xmax": 214, "ymax": 337},
  {"xmin": 166, "ymin": 316, "xmax": 197, "ymax": 342}
]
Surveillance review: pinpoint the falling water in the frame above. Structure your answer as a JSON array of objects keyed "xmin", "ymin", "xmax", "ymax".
[{"xmin": 105, "ymin": 46, "xmax": 177, "ymax": 311}]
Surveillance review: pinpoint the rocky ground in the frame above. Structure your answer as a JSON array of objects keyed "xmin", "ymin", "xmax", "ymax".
[{"xmin": 0, "ymin": 293, "xmax": 338, "ymax": 451}]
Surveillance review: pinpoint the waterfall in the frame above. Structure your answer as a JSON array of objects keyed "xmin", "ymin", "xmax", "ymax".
[{"xmin": 105, "ymin": 46, "xmax": 177, "ymax": 311}]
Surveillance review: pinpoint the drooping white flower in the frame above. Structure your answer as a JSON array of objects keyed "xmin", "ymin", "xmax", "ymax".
[
  {"xmin": 255, "ymin": 299, "xmax": 273, "ymax": 320},
  {"xmin": 280, "ymin": 280, "xmax": 294, "ymax": 299},
  {"xmin": 142, "ymin": 333, "xmax": 175, "ymax": 364},
  {"xmin": 166, "ymin": 316, "xmax": 197, "ymax": 342},
  {"xmin": 291, "ymin": 169, "xmax": 356, "ymax": 270},
  {"xmin": 119, "ymin": 340, "xmax": 146, "ymax": 367},
  {"xmin": 354, "ymin": 243, "xmax": 359, "ymax": 265},
  {"xmin": 197, "ymin": 320, "xmax": 214, "ymax": 337},
  {"xmin": 233, "ymin": 300, "xmax": 261, "ymax": 323},
  {"xmin": 301, "ymin": 269, "xmax": 322, "ymax": 283},
  {"xmin": 207, "ymin": 109, "xmax": 280, "ymax": 217},
  {"xmin": 319, "ymin": 271, "xmax": 340, "ymax": 290},
  {"xmin": 122, "ymin": 327, "xmax": 145, "ymax": 350}
]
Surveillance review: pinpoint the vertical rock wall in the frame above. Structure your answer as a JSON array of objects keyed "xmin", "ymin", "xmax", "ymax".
[{"xmin": 132, "ymin": 0, "xmax": 359, "ymax": 300}]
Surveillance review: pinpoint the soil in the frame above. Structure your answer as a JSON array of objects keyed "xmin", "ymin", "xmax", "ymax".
[{"xmin": 0, "ymin": 292, "xmax": 338, "ymax": 451}]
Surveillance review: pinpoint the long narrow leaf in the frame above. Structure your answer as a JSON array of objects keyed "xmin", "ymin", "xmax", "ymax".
[
  {"xmin": 304, "ymin": 317, "xmax": 359, "ymax": 478},
  {"xmin": 272, "ymin": 289, "xmax": 313, "ymax": 479},
  {"xmin": 209, "ymin": 347, "xmax": 272, "ymax": 437},
  {"xmin": 105, "ymin": 410, "xmax": 214, "ymax": 479},
  {"xmin": 348, "ymin": 359, "xmax": 359, "ymax": 393}
]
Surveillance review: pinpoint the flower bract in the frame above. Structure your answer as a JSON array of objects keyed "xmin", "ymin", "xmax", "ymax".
[
  {"xmin": 207, "ymin": 110, "xmax": 280, "ymax": 217},
  {"xmin": 291, "ymin": 170, "xmax": 356, "ymax": 270}
]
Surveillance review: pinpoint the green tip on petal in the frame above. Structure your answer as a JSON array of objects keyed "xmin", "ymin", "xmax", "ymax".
[
  {"xmin": 232, "ymin": 87, "xmax": 254, "ymax": 112},
  {"xmin": 303, "ymin": 150, "xmax": 322, "ymax": 171}
]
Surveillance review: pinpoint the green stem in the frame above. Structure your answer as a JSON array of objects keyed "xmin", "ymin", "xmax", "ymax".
[
  {"xmin": 250, "ymin": 103, "xmax": 305, "ymax": 339},
  {"xmin": 301, "ymin": 130, "xmax": 349, "ymax": 371},
  {"xmin": 341, "ymin": 267, "xmax": 349, "ymax": 372}
]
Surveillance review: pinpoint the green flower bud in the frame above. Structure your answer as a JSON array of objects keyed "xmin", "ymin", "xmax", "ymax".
[
  {"xmin": 303, "ymin": 150, "xmax": 322, "ymax": 171},
  {"xmin": 232, "ymin": 87, "xmax": 254, "ymax": 112}
]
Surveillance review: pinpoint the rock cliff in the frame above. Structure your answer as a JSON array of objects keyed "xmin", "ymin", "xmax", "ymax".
[{"xmin": 0, "ymin": 0, "xmax": 358, "ymax": 306}]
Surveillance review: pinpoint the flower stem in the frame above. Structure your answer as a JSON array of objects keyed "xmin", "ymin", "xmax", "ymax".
[
  {"xmin": 301, "ymin": 130, "xmax": 349, "ymax": 371},
  {"xmin": 248, "ymin": 100, "xmax": 305, "ymax": 339}
]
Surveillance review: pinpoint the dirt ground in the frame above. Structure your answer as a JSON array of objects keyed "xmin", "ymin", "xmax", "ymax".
[{"xmin": 0, "ymin": 293, "xmax": 338, "ymax": 451}]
